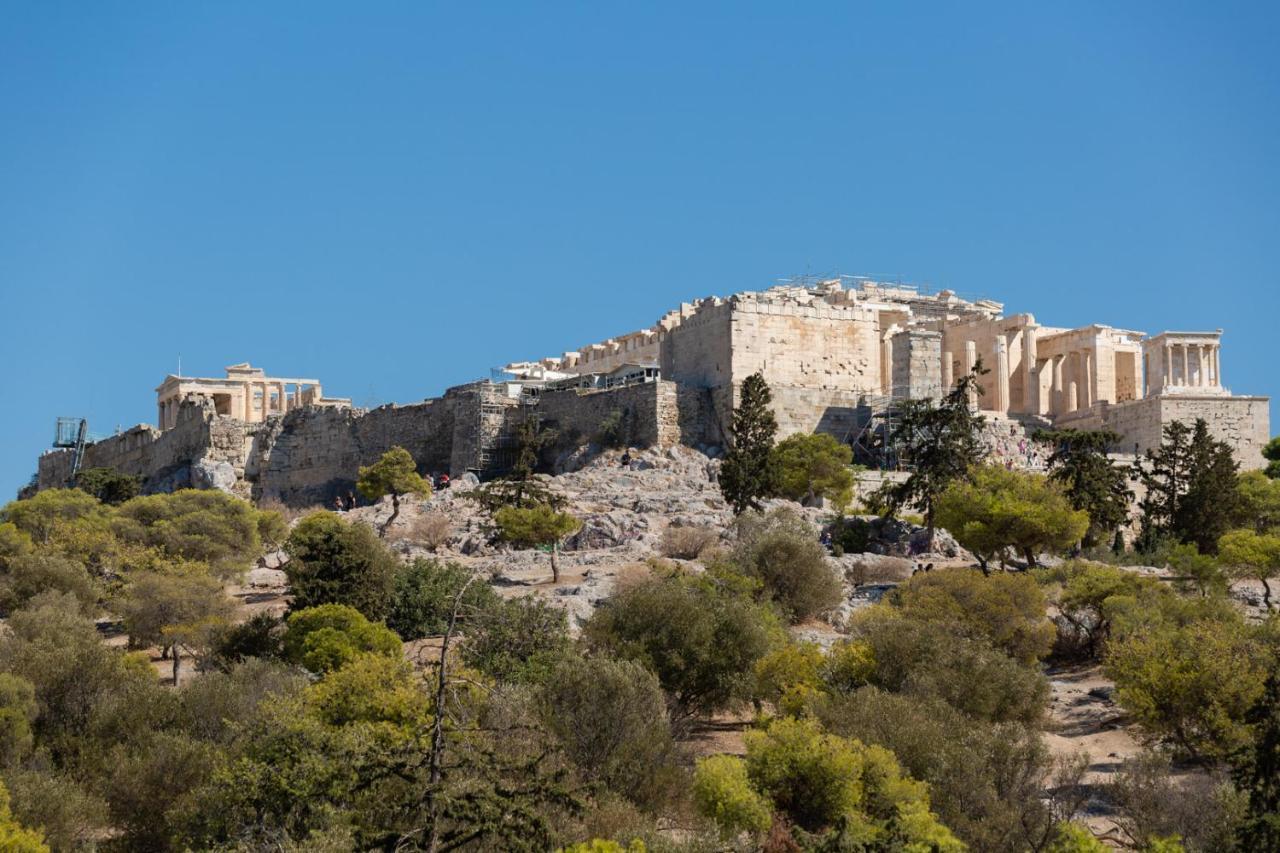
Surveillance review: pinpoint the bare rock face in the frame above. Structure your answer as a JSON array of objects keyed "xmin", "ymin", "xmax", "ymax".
[
  {"xmin": 835, "ymin": 553, "xmax": 915, "ymax": 586},
  {"xmin": 192, "ymin": 459, "xmax": 238, "ymax": 493}
]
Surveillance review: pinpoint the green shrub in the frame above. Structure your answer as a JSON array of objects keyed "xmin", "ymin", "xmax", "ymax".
[
  {"xmin": 284, "ymin": 512, "xmax": 398, "ymax": 620},
  {"xmin": 893, "ymin": 568, "xmax": 1056, "ymax": 664},
  {"xmin": 541, "ymin": 655, "xmax": 678, "ymax": 810},
  {"xmin": 848, "ymin": 607, "xmax": 1049, "ymax": 724},
  {"xmin": 283, "ymin": 604, "xmax": 401, "ymax": 673},
  {"xmin": 731, "ymin": 507, "xmax": 841, "ymax": 623},
  {"xmin": 584, "ymin": 573, "xmax": 780, "ymax": 720},
  {"xmin": 462, "ymin": 596, "xmax": 571, "ymax": 683},
  {"xmin": 387, "ymin": 559, "xmax": 498, "ymax": 640}
]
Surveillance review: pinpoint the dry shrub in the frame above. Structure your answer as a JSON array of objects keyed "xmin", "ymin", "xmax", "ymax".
[
  {"xmin": 660, "ymin": 525, "xmax": 720, "ymax": 560},
  {"xmin": 397, "ymin": 511, "xmax": 454, "ymax": 551},
  {"xmin": 255, "ymin": 496, "xmax": 315, "ymax": 525}
]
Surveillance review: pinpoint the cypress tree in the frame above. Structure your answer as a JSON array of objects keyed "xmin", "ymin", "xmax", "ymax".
[
  {"xmin": 1034, "ymin": 428, "xmax": 1132, "ymax": 548},
  {"xmin": 1136, "ymin": 418, "xmax": 1240, "ymax": 553},
  {"xmin": 719, "ymin": 372, "xmax": 779, "ymax": 514},
  {"xmin": 1235, "ymin": 671, "xmax": 1280, "ymax": 849}
]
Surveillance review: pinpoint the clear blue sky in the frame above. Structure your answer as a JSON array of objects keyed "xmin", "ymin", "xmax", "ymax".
[{"xmin": 2, "ymin": 2, "xmax": 1277, "ymax": 497}]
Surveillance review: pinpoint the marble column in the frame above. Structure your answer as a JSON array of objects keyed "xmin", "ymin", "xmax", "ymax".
[
  {"xmin": 994, "ymin": 337, "xmax": 1010, "ymax": 413},
  {"xmin": 1164, "ymin": 343, "xmax": 1172, "ymax": 390},
  {"xmin": 1081, "ymin": 350, "xmax": 1093, "ymax": 409},
  {"xmin": 1052, "ymin": 354, "xmax": 1064, "ymax": 414},
  {"xmin": 1180, "ymin": 345, "xmax": 1189, "ymax": 388},
  {"xmin": 941, "ymin": 353, "xmax": 953, "ymax": 392},
  {"xmin": 964, "ymin": 341, "xmax": 978, "ymax": 408},
  {"xmin": 1022, "ymin": 328, "xmax": 1039, "ymax": 415}
]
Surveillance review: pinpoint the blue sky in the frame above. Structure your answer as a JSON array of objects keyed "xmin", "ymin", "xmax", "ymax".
[{"xmin": 1, "ymin": 2, "xmax": 1277, "ymax": 497}]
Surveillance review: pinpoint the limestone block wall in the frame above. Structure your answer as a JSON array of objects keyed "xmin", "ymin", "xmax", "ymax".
[
  {"xmin": 891, "ymin": 330, "xmax": 942, "ymax": 400},
  {"xmin": 535, "ymin": 381, "xmax": 665, "ymax": 450},
  {"xmin": 1059, "ymin": 394, "xmax": 1271, "ymax": 470},
  {"xmin": 661, "ymin": 301, "xmax": 733, "ymax": 390},
  {"xmin": 768, "ymin": 387, "xmax": 870, "ymax": 441},
  {"xmin": 36, "ymin": 400, "xmax": 250, "ymax": 494},
  {"xmin": 729, "ymin": 299, "xmax": 880, "ymax": 395},
  {"xmin": 252, "ymin": 397, "xmax": 457, "ymax": 505}
]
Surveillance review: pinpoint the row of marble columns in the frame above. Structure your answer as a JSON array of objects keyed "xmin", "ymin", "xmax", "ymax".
[
  {"xmin": 1162, "ymin": 343, "xmax": 1220, "ymax": 389},
  {"xmin": 941, "ymin": 337, "xmax": 1099, "ymax": 417},
  {"xmin": 241, "ymin": 381, "xmax": 302, "ymax": 421}
]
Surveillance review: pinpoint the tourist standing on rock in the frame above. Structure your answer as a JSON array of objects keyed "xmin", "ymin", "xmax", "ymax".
[
  {"xmin": 345, "ymin": 491, "xmax": 357, "ymax": 511},
  {"xmin": 621, "ymin": 450, "xmax": 632, "ymax": 470},
  {"xmin": 333, "ymin": 495, "xmax": 344, "ymax": 512}
]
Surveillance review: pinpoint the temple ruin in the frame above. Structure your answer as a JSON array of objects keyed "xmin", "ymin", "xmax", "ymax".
[
  {"xmin": 155, "ymin": 363, "xmax": 350, "ymax": 429},
  {"xmin": 29, "ymin": 276, "xmax": 1271, "ymax": 504}
]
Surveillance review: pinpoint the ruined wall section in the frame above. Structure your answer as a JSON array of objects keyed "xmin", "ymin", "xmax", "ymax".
[
  {"xmin": 252, "ymin": 398, "xmax": 457, "ymax": 506},
  {"xmin": 36, "ymin": 400, "xmax": 253, "ymax": 494},
  {"xmin": 534, "ymin": 380, "xmax": 720, "ymax": 452},
  {"xmin": 1059, "ymin": 394, "xmax": 1270, "ymax": 470},
  {"xmin": 891, "ymin": 330, "xmax": 942, "ymax": 401}
]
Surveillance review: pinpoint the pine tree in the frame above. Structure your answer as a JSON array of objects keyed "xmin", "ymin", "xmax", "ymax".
[
  {"xmin": 719, "ymin": 372, "xmax": 779, "ymax": 514},
  {"xmin": 1034, "ymin": 429, "xmax": 1132, "ymax": 548},
  {"xmin": 874, "ymin": 359, "xmax": 987, "ymax": 537},
  {"xmin": 1136, "ymin": 419, "xmax": 1240, "ymax": 553},
  {"xmin": 1234, "ymin": 671, "xmax": 1280, "ymax": 850}
]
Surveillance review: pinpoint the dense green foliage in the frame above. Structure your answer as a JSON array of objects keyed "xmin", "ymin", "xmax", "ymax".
[
  {"xmin": 282, "ymin": 604, "xmax": 402, "ymax": 673},
  {"xmin": 935, "ymin": 465, "xmax": 1089, "ymax": 568},
  {"xmin": 771, "ymin": 432, "xmax": 855, "ymax": 509},
  {"xmin": 892, "ymin": 568, "xmax": 1056, "ymax": 664},
  {"xmin": 730, "ymin": 507, "xmax": 841, "ymax": 622},
  {"xmin": 284, "ymin": 511, "xmax": 399, "ymax": 620},
  {"xmin": 695, "ymin": 716, "xmax": 964, "ymax": 849},
  {"xmin": 873, "ymin": 360, "xmax": 987, "ymax": 533},
  {"xmin": 540, "ymin": 655, "xmax": 677, "ymax": 811},
  {"xmin": 719, "ymin": 371, "xmax": 779, "ymax": 514},
  {"xmin": 388, "ymin": 558, "xmax": 499, "ymax": 640},
  {"xmin": 1137, "ymin": 419, "xmax": 1240, "ymax": 553},
  {"xmin": 74, "ymin": 467, "xmax": 140, "ymax": 506},
  {"xmin": 584, "ymin": 571, "xmax": 780, "ymax": 720},
  {"xmin": 1035, "ymin": 429, "xmax": 1132, "ymax": 546}
]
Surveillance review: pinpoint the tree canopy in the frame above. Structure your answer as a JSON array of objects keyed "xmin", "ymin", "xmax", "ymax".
[
  {"xmin": 1035, "ymin": 429, "xmax": 1132, "ymax": 546},
  {"xmin": 1136, "ymin": 419, "xmax": 1240, "ymax": 554},
  {"xmin": 719, "ymin": 372, "xmax": 779, "ymax": 514},
  {"xmin": 935, "ymin": 465, "xmax": 1089, "ymax": 569},
  {"xmin": 873, "ymin": 360, "xmax": 987, "ymax": 535},
  {"xmin": 771, "ymin": 432, "xmax": 854, "ymax": 510}
]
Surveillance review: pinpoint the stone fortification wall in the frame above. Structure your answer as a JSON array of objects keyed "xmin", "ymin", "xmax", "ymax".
[
  {"xmin": 36, "ymin": 401, "xmax": 253, "ymax": 495},
  {"xmin": 661, "ymin": 301, "xmax": 733, "ymax": 390},
  {"xmin": 251, "ymin": 396, "xmax": 458, "ymax": 506},
  {"xmin": 729, "ymin": 296, "xmax": 881, "ymax": 395},
  {"xmin": 534, "ymin": 380, "xmax": 719, "ymax": 452},
  {"xmin": 1086, "ymin": 395, "xmax": 1270, "ymax": 469}
]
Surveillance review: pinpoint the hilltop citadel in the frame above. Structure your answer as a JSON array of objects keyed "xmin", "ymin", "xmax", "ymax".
[{"xmin": 30, "ymin": 277, "xmax": 1270, "ymax": 504}]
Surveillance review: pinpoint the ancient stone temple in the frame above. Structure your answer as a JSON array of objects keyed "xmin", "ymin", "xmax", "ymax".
[{"xmin": 154, "ymin": 363, "xmax": 350, "ymax": 429}]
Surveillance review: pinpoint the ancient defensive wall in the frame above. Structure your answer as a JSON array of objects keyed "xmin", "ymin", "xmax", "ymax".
[{"xmin": 33, "ymin": 379, "xmax": 719, "ymax": 506}]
